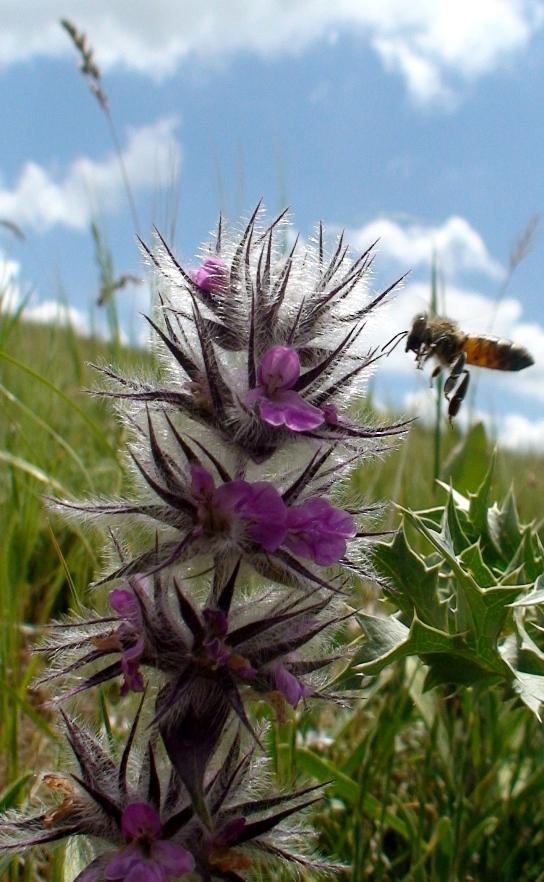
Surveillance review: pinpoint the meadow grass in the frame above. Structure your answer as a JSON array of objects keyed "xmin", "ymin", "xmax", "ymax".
[
  {"xmin": 2, "ymin": 316, "xmax": 544, "ymax": 880},
  {"xmin": 0, "ymin": 318, "xmax": 140, "ymax": 835}
]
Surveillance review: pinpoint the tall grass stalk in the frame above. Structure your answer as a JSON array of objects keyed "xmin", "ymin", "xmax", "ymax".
[{"xmin": 429, "ymin": 248, "xmax": 444, "ymax": 486}]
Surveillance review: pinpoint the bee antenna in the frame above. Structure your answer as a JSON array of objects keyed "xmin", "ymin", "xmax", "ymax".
[{"xmin": 381, "ymin": 330, "xmax": 408, "ymax": 354}]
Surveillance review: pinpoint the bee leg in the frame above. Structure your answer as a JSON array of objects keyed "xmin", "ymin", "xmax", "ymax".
[
  {"xmin": 415, "ymin": 349, "xmax": 426, "ymax": 369},
  {"xmin": 430, "ymin": 365, "xmax": 441, "ymax": 387},
  {"xmin": 421, "ymin": 344, "xmax": 436, "ymax": 367},
  {"xmin": 443, "ymin": 352, "xmax": 467, "ymax": 398},
  {"xmin": 448, "ymin": 370, "xmax": 470, "ymax": 426}
]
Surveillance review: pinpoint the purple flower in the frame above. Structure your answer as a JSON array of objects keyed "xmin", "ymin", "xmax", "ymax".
[
  {"xmin": 246, "ymin": 346, "xmax": 325, "ymax": 432},
  {"xmin": 110, "ymin": 581, "xmax": 146, "ymax": 695},
  {"xmin": 191, "ymin": 256, "xmax": 228, "ymax": 294},
  {"xmin": 201, "ymin": 607, "xmax": 229, "ymax": 668},
  {"xmin": 105, "ymin": 803, "xmax": 194, "ymax": 882},
  {"xmin": 201, "ymin": 608, "xmax": 256, "ymax": 677},
  {"xmin": 284, "ymin": 497, "xmax": 356, "ymax": 566},
  {"xmin": 273, "ymin": 660, "xmax": 313, "ymax": 708},
  {"xmin": 322, "ymin": 402, "xmax": 340, "ymax": 425},
  {"xmin": 191, "ymin": 465, "xmax": 288, "ymax": 552},
  {"xmin": 202, "ymin": 817, "xmax": 252, "ymax": 873}
]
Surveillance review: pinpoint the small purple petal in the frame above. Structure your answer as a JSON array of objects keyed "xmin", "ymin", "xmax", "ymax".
[
  {"xmin": 106, "ymin": 844, "xmax": 142, "ymax": 879},
  {"xmin": 121, "ymin": 803, "xmax": 163, "ymax": 840},
  {"xmin": 247, "ymin": 347, "xmax": 324, "ymax": 432},
  {"xmin": 106, "ymin": 853, "xmax": 165, "ymax": 882},
  {"xmin": 284, "ymin": 497, "xmax": 356, "ymax": 566},
  {"xmin": 228, "ymin": 653, "xmax": 257, "ymax": 679},
  {"xmin": 214, "ymin": 480, "xmax": 287, "ymax": 552},
  {"xmin": 274, "ymin": 661, "xmax": 312, "ymax": 708},
  {"xmin": 107, "ymin": 803, "xmax": 195, "ymax": 881},
  {"xmin": 192, "ymin": 256, "xmax": 228, "ymax": 294},
  {"xmin": 322, "ymin": 402, "xmax": 340, "ymax": 425},
  {"xmin": 120, "ymin": 656, "xmax": 145, "ymax": 696},
  {"xmin": 152, "ymin": 841, "xmax": 195, "ymax": 874},
  {"xmin": 204, "ymin": 636, "xmax": 231, "ymax": 667},
  {"xmin": 202, "ymin": 607, "xmax": 229, "ymax": 636},
  {"xmin": 215, "ymin": 817, "xmax": 247, "ymax": 847},
  {"xmin": 259, "ymin": 390, "xmax": 325, "ymax": 431},
  {"xmin": 190, "ymin": 465, "xmax": 216, "ymax": 502},
  {"xmin": 111, "ymin": 588, "xmax": 141, "ymax": 629},
  {"xmin": 257, "ymin": 346, "xmax": 300, "ymax": 392}
]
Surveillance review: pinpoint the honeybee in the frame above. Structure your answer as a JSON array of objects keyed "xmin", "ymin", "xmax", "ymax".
[{"xmin": 405, "ymin": 312, "xmax": 534, "ymax": 424}]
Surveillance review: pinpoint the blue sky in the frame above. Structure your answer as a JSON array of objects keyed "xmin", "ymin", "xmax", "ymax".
[{"xmin": 2, "ymin": 0, "xmax": 544, "ymax": 447}]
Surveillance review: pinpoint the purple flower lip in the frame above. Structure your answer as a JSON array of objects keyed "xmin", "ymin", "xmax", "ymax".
[
  {"xmin": 110, "ymin": 584, "xmax": 146, "ymax": 695},
  {"xmin": 246, "ymin": 346, "xmax": 325, "ymax": 432},
  {"xmin": 191, "ymin": 255, "xmax": 228, "ymax": 294},
  {"xmin": 106, "ymin": 802, "xmax": 195, "ymax": 881},
  {"xmin": 273, "ymin": 660, "xmax": 312, "ymax": 708},
  {"xmin": 111, "ymin": 586, "xmax": 142, "ymax": 628},
  {"xmin": 284, "ymin": 497, "xmax": 356, "ymax": 566},
  {"xmin": 204, "ymin": 817, "xmax": 252, "ymax": 873},
  {"xmin": 200, "ymin": 607, "xmax": 257, "ymax": 677}
]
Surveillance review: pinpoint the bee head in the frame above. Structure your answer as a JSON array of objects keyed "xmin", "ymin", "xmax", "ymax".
[{"xmin": 405, "ymin": 313, "xmax": 428, "ymax": 355}]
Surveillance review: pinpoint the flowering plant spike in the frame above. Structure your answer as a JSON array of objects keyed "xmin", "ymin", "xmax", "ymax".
[{"xmin": 3, "ymin": 206, "xmax": 407, "ymax": 878}]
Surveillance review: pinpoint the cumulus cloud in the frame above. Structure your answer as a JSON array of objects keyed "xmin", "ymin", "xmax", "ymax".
[
  {"xmin": 369, "ymin": 0, "xmax": 544, "ymax": 104},
  {"xmin": 0, "ymin": 254, "xmax": 92, "ymax": 334},
  {"xmin": 400, "ymin": 386, "xmax": 544, "ymax": 450},
  {"xmin": 0, "ymin": 116, "xmax": 181, "ymax": 232},
  {"xmin": 497, "ymin": 413, "xmax": 544, "ymax": 450},
  {"xmin": 347, "ymin": 216, "xmax": 505, "ymax": 280},
  {"xmin": 0, "ymin": 254, "xmax": 20, "ymax": 301},
  {"xmin": 22, "ymin": 300, "xmax": 92, "ymax": 336},
  {"xmin": 0, "ymin": 1, "xmax": 542, "ymax": 104},
  {"xmin": 401, "ymin": 388, "xmax": 544, "ymax": 451}
]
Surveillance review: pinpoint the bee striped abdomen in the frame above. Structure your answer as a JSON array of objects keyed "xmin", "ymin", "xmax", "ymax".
[{"xmin": 463, "ymin": 336, "xmax": 534, "ymax": 372}]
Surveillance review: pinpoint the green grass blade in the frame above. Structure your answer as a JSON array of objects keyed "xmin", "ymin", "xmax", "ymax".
[
  {"xmin": 296, "ymin": 747, "xmax": 410, "ymax": 840},
  {"xmin": 0, "ymin": 349, "xmax": 120, "ymax": 463}
]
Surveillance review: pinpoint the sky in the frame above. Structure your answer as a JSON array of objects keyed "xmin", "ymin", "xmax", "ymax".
[{"xmin": 1, "ymin": 0, "xmax": 544, "ymax": 448}]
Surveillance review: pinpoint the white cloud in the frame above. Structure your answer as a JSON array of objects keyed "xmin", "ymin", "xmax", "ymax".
[
  {"xmin": 0, "ymin": 284, "xmax": 145, "ymax": 343},
  {"xmin": 0, "ymin": 256, "xmax": 91, "ymax": 334},
  {"xmin": 400, "ymin": 388, "xmax": 544, "ymax": 450},
  {"xmin": 497, "ymin": 413, "xmax": 544, "ymax": 450},
  {"xmin": 0, "ymin": 1, "xmax": 541, "ymax": 104},
  {"xmin": 0, "ymin": 254, "xmax": 20, "ymax": 310},
  {"xmin": 369, "ymin": 0, "xmax": 543, "ymax": 104},
  {"xmin": 22, "ymin": 300, "xmax": 92, "ymax": 336},
  {"xmin": 0, "ymin": 116, "xmax": 181, "ymax": 232},
  {"xmin": 401, "ymin": 386, "xmax": 544, "ymax": 450},
  {"xmin": 347, "ymin": 216, "xmax": 505, "ymax": 280}
]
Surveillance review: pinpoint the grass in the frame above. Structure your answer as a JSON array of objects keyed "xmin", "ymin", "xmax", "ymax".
[
  {"xmin": 0, "ymin": 317, "xmax": 144, "ymax": 827},
  {"xmin": 2, "ymin": 316, "xmax": 544, "ymax": 881}
]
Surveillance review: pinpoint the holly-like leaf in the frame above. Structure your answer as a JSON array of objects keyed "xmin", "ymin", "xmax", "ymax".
[
  {"xmin": 458, "ymin": 543, "xmax": 495, "ymax": 589},
  {"xmin": 510, "ymin": 669, "xmax": 544, "ymax": 720},
  {"xmin": 487, "ymin": 488, "xmax": 522, "ymax": 562},
  {"xmin": 521, "ymin": 530, "xmax": 544, "ymax": 583},
  {"xmin": 356, "ymin": 613, "xmax": 509, "ymax": 685},
  {"xmin": 442, "ymin": 489, "xmax": 471, "ymax": 556},
  {"xmin": 370, "ymin": 529, "xmax": 447, "ymax": 630},
  {"xmin": 467, "ymin": 451, "xmax": 495, "ymax": 538},
  {"xmin": 353, "ymin": 614, "xmax": 410, "ymax": 670},
  {"xmin": 510, "ymin": 574, "xmax": 544, "ymax": 609}
]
